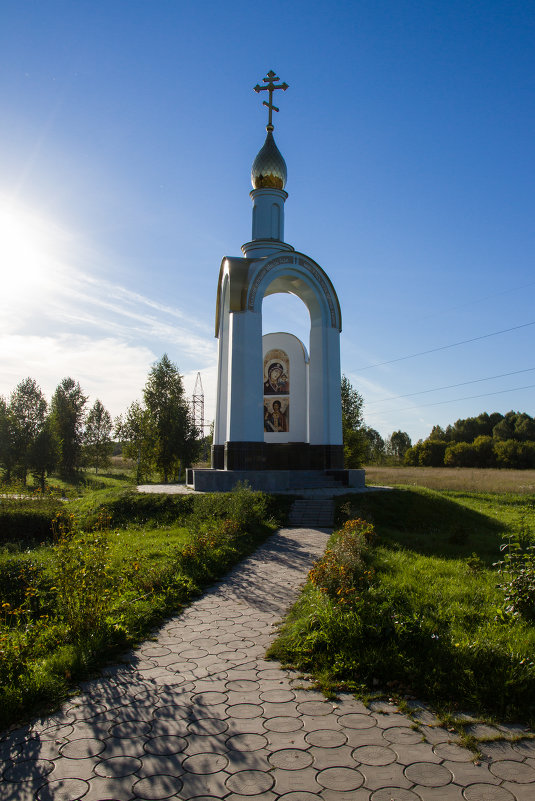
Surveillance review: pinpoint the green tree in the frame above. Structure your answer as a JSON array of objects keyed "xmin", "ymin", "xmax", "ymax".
[
  {"xmin": 444, "ymin": 441, "xmax": 476, "ymax": 467},
  {"xmin": 418, "ymin": 439, "xmax": 447, "ymax": 467},
  {"xmin": 387, "ymin": 430, "xmax": 412, "ymax": 460},
  {"xmin": 363, "ymin": 427, "xmax": 386, "ymax": 463},
  {"xmin": 30, "ymin": 416, "xmax": 59, "ymax": 491},
  {"xmin": 51, "ymin": 378, "xmax": 88, "ymax": 477},
  {"xmin": 493, "ymin": 416, "xmax": 515, "ymax": 441},
  {"xmin": 340, "ymin": 375, "xmax": 367, "ymax": 468},
  {"xmin": 8, "ymin": 377, "xmax": 48, "ymax": 484},
  {"xmin": 115, "ymin": 401, "xmax": 155, "ymax": 483},
  {"xmin": 514, "ymin": 414, "xmax": 535, "ymax": 442},
  {"xmin": 143, "ymin": 354, "xmax": 199, "ymax": 482},
  {"xmin": 429, "ymin": 425, "xmax": 447, "ymax": 441},
  {"xmin": 84, "ymin": 399, "xmax": 113, "ymax": 474},
  {"xmin": 0, "ymin": 397, "xmax": 18, "ymax": 483}
]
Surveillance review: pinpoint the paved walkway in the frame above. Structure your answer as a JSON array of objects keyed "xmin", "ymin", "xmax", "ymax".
[{"xmin": 1, "ymin": 527, "xmax": 535, "ymax": 800}]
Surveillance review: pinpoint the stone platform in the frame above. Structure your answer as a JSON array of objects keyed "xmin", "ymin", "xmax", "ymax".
[{"xmin": 186, "ymin": 468, "xmax": 365, "ymax": 493}]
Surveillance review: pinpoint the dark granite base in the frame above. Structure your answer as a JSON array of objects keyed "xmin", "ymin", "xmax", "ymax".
[
  {"xmin": 211, "ymin": 442, "xmax": 344, "ymax": 471},
  {"xmin": 186, "ymin": 468, "xmax": 365, "ymax": 493}
]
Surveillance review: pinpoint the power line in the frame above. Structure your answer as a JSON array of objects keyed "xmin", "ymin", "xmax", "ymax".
[
  {"xmin": 354, "ymin": 320, "xmax": 535, "ymax": 371},
  {"xmin": 377, "ymin": 383, "xmax": 535, "ymax": 415},
  {"xmin": 367, "ymin": 367, "xmax": 535, "ymax": 404}
]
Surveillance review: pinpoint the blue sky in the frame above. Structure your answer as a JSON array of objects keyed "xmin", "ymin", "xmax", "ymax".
[{"xmin": 1, "ymin": 1, "xmax": 533, "ymax": 443}]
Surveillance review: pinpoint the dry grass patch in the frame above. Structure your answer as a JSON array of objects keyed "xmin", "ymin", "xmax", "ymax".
[{"xmin": 365, "ymin": 466, "xmax": 535, "ymax": 494}]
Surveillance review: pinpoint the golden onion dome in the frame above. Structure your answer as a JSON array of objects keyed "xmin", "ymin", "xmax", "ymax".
[{"xmin": 251, "ymin": 131, "xmax": 287, "ymax": 190}]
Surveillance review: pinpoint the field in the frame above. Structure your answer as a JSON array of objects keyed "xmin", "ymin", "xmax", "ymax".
[{"xmin": 365, "ymin": 465, "xmax": 535, "ymax": 493}]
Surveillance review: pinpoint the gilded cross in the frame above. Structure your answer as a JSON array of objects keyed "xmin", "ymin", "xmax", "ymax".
[{"xmin": 253, "ymin": 70, "xmax": 289, "ymax": 131}]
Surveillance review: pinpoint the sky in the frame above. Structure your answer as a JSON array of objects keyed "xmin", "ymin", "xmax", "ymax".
[{"xmin": 0, "ymin": 0, "xmax": 534, "ymax": 444}]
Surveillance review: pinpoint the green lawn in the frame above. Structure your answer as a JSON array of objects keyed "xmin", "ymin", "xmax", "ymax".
[
  {"xmin": 0, "ymin": 481, "xmax": 283, "ymax": 729},
  {"xmin": 269, "ymin": 486, "xmax": 535, "ymax": 725}
]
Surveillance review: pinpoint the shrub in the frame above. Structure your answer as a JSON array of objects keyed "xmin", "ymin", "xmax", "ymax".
[
  {"xmin": 444, "ymin": 441, "xmax": 477, "ymax": 468},
  {"xmin": 52, "ymin": 514, "xmax": 114, "ymax": 642},
  {"xmin": 0, "ymin": 498, "xmax": 65, "ymax": 544},
  {"xmin": 495, "ymin": 529, "xmax": 535, "ymax": 622},
  {"xmin": 418, "ymin": 440, "xmax": 447, "ymax": 467},
  {"xmin": 309, "ymin": 519, "xmax": 376, "ymax": 605}
]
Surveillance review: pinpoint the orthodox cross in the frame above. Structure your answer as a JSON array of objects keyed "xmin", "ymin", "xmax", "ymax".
[{"xmin": 254, "ymin": 70, "xmax": 289, "ymax": 131}]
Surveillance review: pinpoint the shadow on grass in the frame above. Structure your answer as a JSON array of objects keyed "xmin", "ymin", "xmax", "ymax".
[{"xmin": 335, "ymin": 487, "xmax": 506, "ymax": 565}]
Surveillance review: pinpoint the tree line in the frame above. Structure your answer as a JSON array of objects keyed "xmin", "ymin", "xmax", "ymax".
[
  {"xmin": 0, "ymin": 354, "xmax": 200, "ymax": 488},
  {"xmin": 341, "ymin": 376, "xmax": 412, "ymax": 467},
  {"xmin": 405, "ymin": 411, "xmax": 535, "ymax": 469}
]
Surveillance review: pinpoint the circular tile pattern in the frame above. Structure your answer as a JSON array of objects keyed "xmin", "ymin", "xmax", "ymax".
[
  {"xmin": 192, "ymin": 691, "xmax": 227, "ymax": 706},
  {"xmin": 226, "ymin": 769, "xmax": 274, "ymax": 795},
  {"xmin": 383, "ymin": 726, "xmax": 423, "ymax": 744},
  {"xmin": 269, "ymin": 748, "xmax": 314, "ymax": 770},
  {"xmin": 353, "ymin": 744, "xmax": 396, "ymax": 765},
  {"xmin": 59, "ymin": 737, "xmax": 106, "ymax": 759},
  {"xmin": 142, "ymin": 646, "xmax": 171, "ymax": 657},
  {"xmin": 371, "ymin": 790, "xmax": 422, "ymax": 801},
  {"xmin": 489, "ymin": 759, "xmax": 535, "ymax": 783},
  {"xmin": 94, "ymin": 755, "xmax": 141, "ymax": 777},
  {"xmin": 37, "ymin": 778, "xmax": 89, "ymax": 800},
  {"xmin": 337, "ymin": 713, "xmax": 376, "ymax": 729},
  {"xmin": 109, "ymin": 720, "xmax": 151, "ymax": 738},
  {"xmin": 3, "ymin": 758, "xmax": 54, "ymax": 782},
  {"xmin": 463, "ymin": 784, "xmax": 516, "ymax": 800},
  {"xmin": 297, "ymin": 701, "xmax": 333, "ymax": 716},
  {"xmin": 217, "ymin": 649, "xmax": 248, "ymax": 661},
  {"xmin": 316, "ymin": 766, "xmax": 364, "ymax": 791},
  {"xmin": 144, "ymin": 735, "xmax": 188, "ymax": 755},
  {"xmin": 182, "ymin": 752, "xmax": 229, "ymax": 774},
  {"xmin": 39, "ymin": 724, "xmax": 74, "ymax": 742},
  {"xmin": 434, "ymin": 741, "xmax": 473, "ymax": 762},
  {"xmin": 260, "ymin": 689, "xmax": 295, "ymax": 703},
  {"xmin": 153, "ymin": 705, "xmax": 189, "ymax": 720},
  {"xmin": 257, "ymin": 669, "xmax": 286, "ymax": 680},
  {"xmin": 181, "ymin": 647, "xmax": 209, "ymax": 659},
  {"xmin": 404, "ymin": 761, "xmax": 453, "ymax": 787},
  {"xmin": 227, "ymin": 703, "xmax": 264, "ymax": 719},
  {"xmin": 226, "ymin": 679, "xmax": 259, "ymax": 692},
  {"xmin": 188, "ymin": 718, "xmax": 228, "ymax": 736},
  {"xmin": 263, "ymin": 716, "xmax": 303, "ymax": 732},
  {"xmin": 132, "ymin": 774, "xmax": 183, "ymax": 799},
  {"xmin": 278, "ymin": 794, "xmax": 323, "ymax": 801},
  {"xmin": 227, "ymin": 733, "xmax": 268, "ymax": 752},
  {"xmin": 305, "ymin": 729, "xmax": 347, "ymax": 748}
]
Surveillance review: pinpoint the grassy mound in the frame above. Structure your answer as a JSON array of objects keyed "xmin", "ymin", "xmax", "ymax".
[
  {"xmin": 268, "ymin": 488, "xmax": 535, "ymax": 724},
  {"xmin": 0, "ymin": 483, "xmax": 281, "ymax": 729}
]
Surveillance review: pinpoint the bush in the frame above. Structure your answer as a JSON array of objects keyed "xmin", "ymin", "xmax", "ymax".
[
  {"xmin": 495, "ymin": 528, "xmax": 535, "ymax": 622},
  {"xmin": 0, "ymin": 498, "xmax": 65, "ymax": 544},
  {"xmin": 309, "ymin": 519, "xmax": 376, "ymax": 604},
  {"xmin": 444, "ymin": 441, "xmax": 477, "ymax": 468},
  {"xmin": 418, "ymin": 440, "xmax": 447, "ymax": 467}
]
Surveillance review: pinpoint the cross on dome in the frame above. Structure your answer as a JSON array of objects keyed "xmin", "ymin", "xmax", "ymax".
[{"xmin": 253, "ymin": 70, "xmax": 289, "ymax": 132}]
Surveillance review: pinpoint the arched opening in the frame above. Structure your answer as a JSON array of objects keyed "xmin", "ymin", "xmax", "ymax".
[{"xmin": 262, "ymin": 291, "xmax": 310, "ymax": 347}]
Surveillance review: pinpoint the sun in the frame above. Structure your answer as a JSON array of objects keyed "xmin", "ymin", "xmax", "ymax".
[{"xmin": 0, "ymin": 197, "xmax": 65, "ymax": 302}]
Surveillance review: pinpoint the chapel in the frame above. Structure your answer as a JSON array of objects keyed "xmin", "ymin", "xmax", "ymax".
[{"xmin": 187, "ymin": 72, "xmax": 364, "ymax": 492}]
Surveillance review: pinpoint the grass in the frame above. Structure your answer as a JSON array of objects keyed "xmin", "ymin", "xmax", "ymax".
[
  {"xmin": 0, "ymin": 478, "xmax": 284, "ymax": 729},
  {"xmin": 365, "ymin": 465, "xmax": 535, "ymax": 494},
  {"xmin": 268, "ymin": 486, "xmax": 535, "ymax": 725}
]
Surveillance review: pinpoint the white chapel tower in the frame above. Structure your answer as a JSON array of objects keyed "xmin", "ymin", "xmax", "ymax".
[{"xmin": 188, "ymin": 72, "xmax": 364, "ymax": 492}]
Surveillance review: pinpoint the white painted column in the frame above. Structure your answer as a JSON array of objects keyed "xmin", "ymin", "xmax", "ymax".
[
  {"xmin": 214, "ymin": 280, "xmax": 230, "ymax": 445},
  {"xmin": 308, "ymin": 322, "xmax": 342, "ymax": 445},
  {"xmin": 227, "ymin": 309, "xmax": 264, "ymax": 442}
]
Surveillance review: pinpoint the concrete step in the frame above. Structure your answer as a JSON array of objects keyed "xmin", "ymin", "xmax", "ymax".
[{"xmin": 288, "ymin": 499, "xmax": 335, "ymax": 528}]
